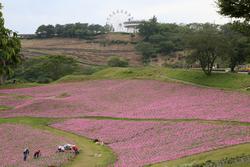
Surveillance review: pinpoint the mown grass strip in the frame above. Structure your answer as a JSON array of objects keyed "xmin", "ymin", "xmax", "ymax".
[
  {"xmin": 149, "ymin": 143, "xmax": 250, "ymax": 167},
  {"xmin": 0, "ymin": 105, "xmax": 14, "ymax": 111},
  {"xmin": 1, "ymin": 67, "xmax": 249, "ymax": 94},
  {"xmin": 57, "ymin": 67, "xmax": 250, "ymax": 94},
  {"xmin": 0, "ymin": 82, "xmax": 43, "ymax": 90}
]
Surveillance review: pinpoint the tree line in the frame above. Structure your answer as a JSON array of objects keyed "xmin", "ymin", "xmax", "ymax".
[
  {"xmin": 136, "ymin": 17, "xmax": 250, "ymax": 75},
  {"xmin": 135, "ymin": 1, "xmax": 250, "ymax": 75},
  {"xmin": 36, "ymin": 23, "xmax": 111, "ymax": 39}
]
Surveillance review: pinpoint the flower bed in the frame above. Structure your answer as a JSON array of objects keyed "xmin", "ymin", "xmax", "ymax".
[
  {"xmin": 0, "ymin": 80, "xmax": 249, "ymax": 122},
  {"xmin": 0, "ymin": 124, "xmax": 74, "ymax": 167},
  {"xmin": 52, "ymin": 119, "xmax": 250, "ymax": 167}
]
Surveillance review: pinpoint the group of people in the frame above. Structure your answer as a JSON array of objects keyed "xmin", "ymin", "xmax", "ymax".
[
  {"xmin": 23, "ymin": 144, "xmax": 79, "ymax": 162},
  {"xmin": 57, "ymin": 144, "xmax": 79, "ymax": 155},
  {"xmin": 23, "ymin": 148, "xmax": 41, "ymax": 161}
]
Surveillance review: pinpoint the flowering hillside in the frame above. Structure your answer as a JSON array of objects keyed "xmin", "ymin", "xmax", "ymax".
[
  {"xmin": 0, "ymin": 80, "xmax": 249, "ymax": 122},
  {"xmin": 52, "ymin": 119, "xmax": 250, "ymax": 167},
  {"xmin": 0, "ymin": 124, "xmax": 74, "ymax": 167}
]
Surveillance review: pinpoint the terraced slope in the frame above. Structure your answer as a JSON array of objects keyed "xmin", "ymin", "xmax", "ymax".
[{"xmin": 21, "ymin": 35, "xmax": 141, "ymax": 66}]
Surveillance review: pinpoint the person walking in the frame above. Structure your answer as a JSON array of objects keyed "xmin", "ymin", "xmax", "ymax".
[{"xmin": 23, "ymin": 148, "xmax": 30, "ymax": 161}]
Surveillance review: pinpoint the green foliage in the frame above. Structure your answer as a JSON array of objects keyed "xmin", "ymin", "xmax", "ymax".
[
  {"xmin": 14, "ymin": 55, "xmax": 78, "ymax": 83},
  {"xmin": 217, "ymin": 0, "xmax": 250, "ymax": 20},
  {"xmin": 107, "ymin": 56, "xmax": 129, "ymax": 67},
  {"xmin": 36, "ymin": 23, "xmax": 107, "ymax": 39},
  {"xmin": 221, "ymin": 24, "xmax": 250, "ymax": 71},
  {"xmin": 0, "ymin": 3, "xmax": 22, "ymax": 85},
  {"xmin": 0, "ymin": 105, "xmax": 13, "ymax": 111},
  {"xmin": 159, "ymin": 41, "xmax": 175, "ymax": 54},
  {"xmin": 186, "ymin": 24, "xmax": 227, "ymax": 75},
  {"xmin": 217, "ymin": 0, "xmax": 250, "ymax": 36},
  {"xmin": 137, "ymin": 19, "xmax": 250, "ymax": 70},
  {"xmin": 76, "ymin": 66, "xmax": 102, "ymax": 75},
  {"xmin": 137, "ymin": 17, "xmax": 189, "ymax": 62},
  {"xmin": 138, "ymin": 16, "xmax": 159, "ymax": 41},
  {"xmin": 99, "ymin": 40, "xmax": 129, "ymax": 47},
  {"xmin": 36, "ymin": 24, "xmax": 55, "ymax": 38},
  {"xmin": 136, "ymin": 42, "xmax": 157, "ymax": 64}
]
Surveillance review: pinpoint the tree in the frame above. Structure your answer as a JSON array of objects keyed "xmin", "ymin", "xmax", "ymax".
[
  {"xmin": 217, "ymin": 0, "xmax": 250, "ymax": 35},
  {"xmin": 0, "ymin": 3, "xmax": 21, "ymax": 84},
  {"xmin": 159, "ymin": 41, "xmax": 175, "ymax": 54},
  {"xmin": 136, "ymin": 42, "xmax": 157, "ymax": 64},
  {"xmin": 36, "ymin": 25, "xmax": 55, "ymax": 38},
  {"xmin": 221, "ymin": 24, "xmax": 250, "ymax": 72},
  {"xmin": 138, "ymin": 16, "xmax": 160, "ymax": 41},
  {"xmin": 104, "ymin": 24, "xmax": 113, "ymax": 33},
  {"xmin": 217, "ymin": 0, "xmax": 250, "ymax": 20},
  {"xmin": 187, "ymin": 24, "xmax": 227, "ymax": 75},
  {"xmin": 36, "ymin": 23, "xmax": 108, "ymax": 39},
  {"xmin": 14, "ymin": 55, "xmax": 78, "ymax": 83},
  {"xmin": 107, "ymin": 56, "xmax": 129, "ymax": 67},
  {"xmin": 55, "ymin": 24, "xmax": 64, "ymax": 36}
]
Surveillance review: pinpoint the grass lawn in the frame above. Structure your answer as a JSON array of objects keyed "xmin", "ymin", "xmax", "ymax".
[
  {"xmin": 57, "ymin": 67, "xmax": 250, "ymax": 93},
  {"xmin": 0, "ymin": 82, "xmax": 42, "ymax": 89},
  {"xmin": 2, "ymin": 67, "xmax": 249, "ymax": 93},
  {"xmin": 150, "ymin": 143, "xmax": 250, "ymax": 167},
  {"xmin": 0, "ymin": 117, "xmax": 116, "ymax": 167},
  {"xmin": 0, "ymin": 105, "xmax": 13, "ymax": 111}
]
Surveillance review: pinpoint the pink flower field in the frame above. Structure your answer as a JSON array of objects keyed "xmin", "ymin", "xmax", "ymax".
[
  {"xmin": 0, "ymin": 80, "xmax": 250, "ymax": 166},
  {"xmin": 0, "ymin": 123, "xmax": 74, "ymax": 167},
  {"xmin": 0, "ymin": 80, "xmax": 249, "ymax": 122},
  {"xmin": 51, "ymin": 119, "xmax": 250, "ymax": 167}
]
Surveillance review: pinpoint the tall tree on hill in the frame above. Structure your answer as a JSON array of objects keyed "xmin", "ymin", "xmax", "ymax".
[
  {"xmin": 217, "ymin": 0, "xmax": 250, "ymax": 35},
  {"xmin": 0, "ymin": 3, "xmax": 21, "ymax": 85},
  {"xmin": 221, "ymin": 24, "xmax": 250, "ymax": 72},
  {"xmin": 217, "ymin": 0, "xmax": 250, "ymax": 21},
  {"xmin": 187, "ymin": 24, "xmax": 227, "ymax": 75},
  {"xmin": 138, "ymin": 16, "xmax": 160, "ymax": 41}
]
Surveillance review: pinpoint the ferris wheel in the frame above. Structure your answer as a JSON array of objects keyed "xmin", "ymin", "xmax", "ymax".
[{"xmin": 106, "ymin": 10, "xmax": 134, "ymax": 32}]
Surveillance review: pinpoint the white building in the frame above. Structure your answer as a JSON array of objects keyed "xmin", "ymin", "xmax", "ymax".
[{"xmin": 124, "ymin": 20, "xmax": 144, "ymax": 33}]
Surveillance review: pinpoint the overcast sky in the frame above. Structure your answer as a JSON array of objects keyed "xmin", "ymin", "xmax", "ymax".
[{"xmin": 1, "ymin": 0, "xmax": 230, "ymax": 34}]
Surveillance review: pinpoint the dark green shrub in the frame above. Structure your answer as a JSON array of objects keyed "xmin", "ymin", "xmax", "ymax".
[
  {"xmin": 107, "ymin": 56, "xmax": 129, "ymax": 67},
  {"xmin": 37, "ymin": 76, "xmax": 53, "ymax": 83},
  {"xmin": 135, "ymin": 42, "xmax": 157, "ymax": 64},
  {"xmin": 14, "ymin": 55, "xmax": 78, "ymax": 83},
  {"xmin": 78, "ymin": 66, "xmax": 101, "ymax": 75}
]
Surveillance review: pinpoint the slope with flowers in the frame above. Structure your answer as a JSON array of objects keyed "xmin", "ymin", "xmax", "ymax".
[
  {"xmin": 0, "ymin": 80, "xmax": 249, "ymax": 122},
  {"xmin": 0, "ymin": 123, "xmax": 74, "ymax": 167},
  {"xmin": 52, "ymin": 119, "xmax": 250, "ymax": 167},
  {"xmin": 0, "ymin": 71, "xmax": 250, "ymax": 167}
]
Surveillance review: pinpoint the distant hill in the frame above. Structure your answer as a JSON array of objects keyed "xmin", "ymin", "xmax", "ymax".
[{"xmin": 21, "ymin": 33, "xmax": 142, "ymax": 66}]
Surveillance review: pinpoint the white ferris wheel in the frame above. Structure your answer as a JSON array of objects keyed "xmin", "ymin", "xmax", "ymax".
[{"xmin": 106, "ymin": 10, "xmax": 134, "ymax": 32}]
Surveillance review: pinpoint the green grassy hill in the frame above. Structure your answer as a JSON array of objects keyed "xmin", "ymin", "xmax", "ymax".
[{"xmin": 57, "ymin": 67, "xmax": 250, "ymax": 93}]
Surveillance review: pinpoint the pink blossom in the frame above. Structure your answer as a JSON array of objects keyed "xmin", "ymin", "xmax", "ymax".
[
  {"xmin": 0, "ymin": 80, "xmax": 249, "ymax": 122},
  {"xmin": 52, "ymin": 119, "xmax": 250, "ymax": 167},
  {"xmin": 0, "ymin": 124, "xmax": 74, "ymax": 167}
]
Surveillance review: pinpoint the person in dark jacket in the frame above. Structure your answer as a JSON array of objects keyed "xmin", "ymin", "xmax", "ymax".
[
  {"xmin": 33, "ymin": 150, "xmax": 41, "ymax": 159},
  {"xmin": 23, "ymin": 148, "xmax": 30, "ymax": 161}
]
